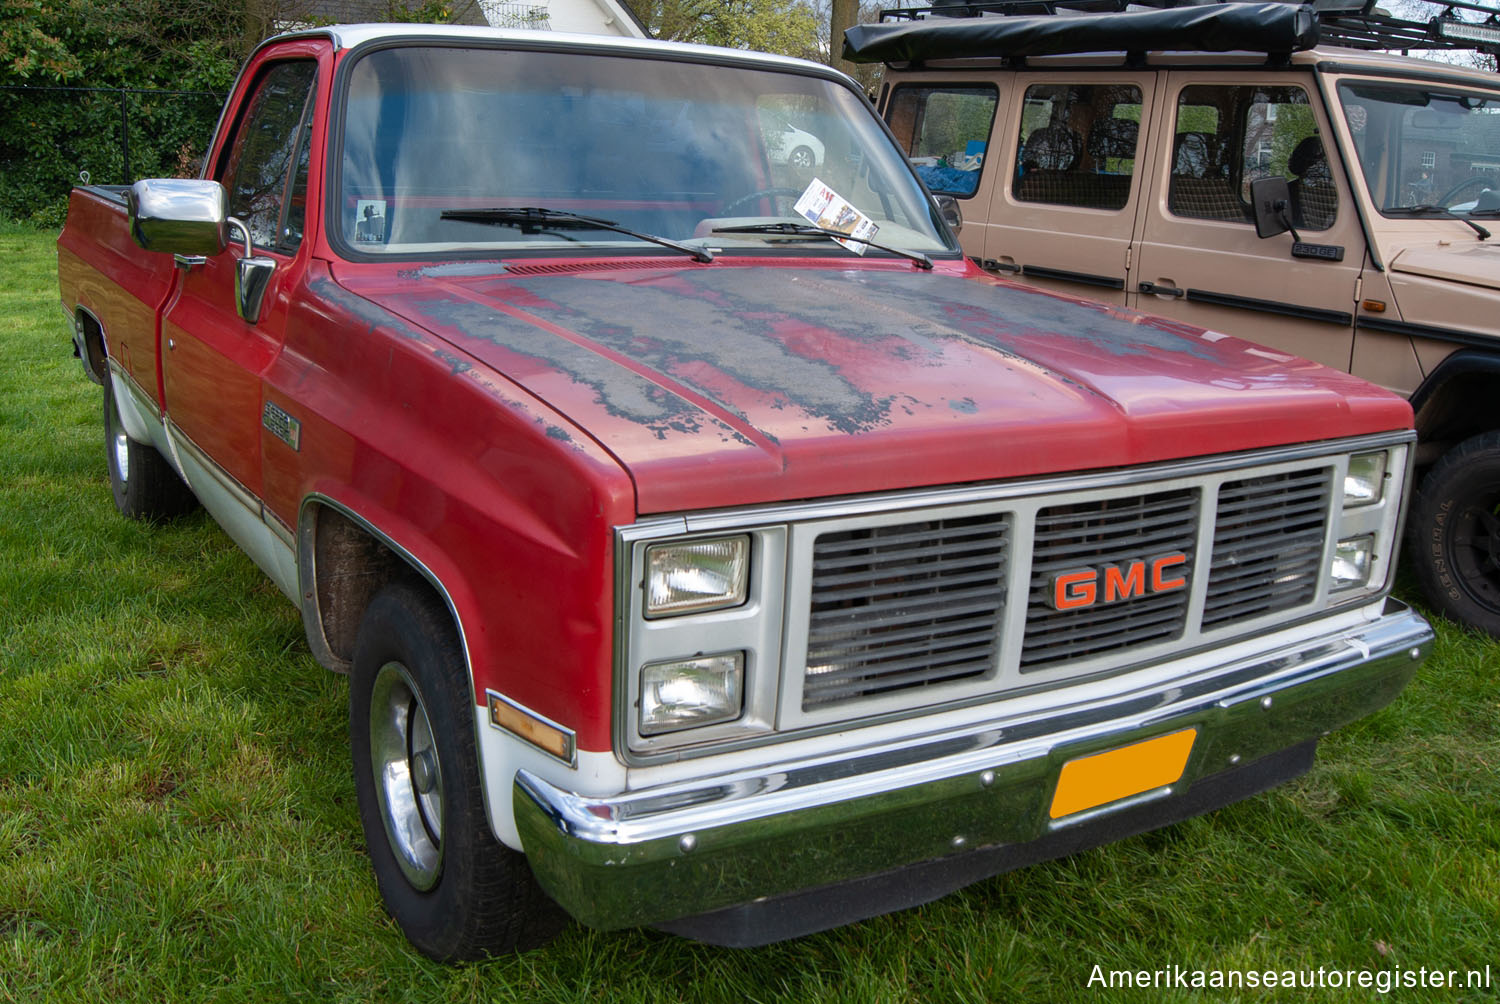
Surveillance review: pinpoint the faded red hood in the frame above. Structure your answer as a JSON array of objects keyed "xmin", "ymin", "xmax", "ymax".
[{"xmin": 333, "ymin": 262, "xmax": 1411, "ymax": 514}]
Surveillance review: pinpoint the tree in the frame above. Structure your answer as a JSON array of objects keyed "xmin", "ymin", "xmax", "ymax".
[{"xmin": 632, "ymin": 0, "xmax": 819, "ymax": 58}]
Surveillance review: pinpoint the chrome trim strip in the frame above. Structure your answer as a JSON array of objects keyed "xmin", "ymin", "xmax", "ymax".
[
  {"xmin": 518, "ymin": 603, "xmax": 1431, "ymax": 931},
  {"xmin": 168, "ymin": 422, "xmax": 298, "ymax": 600},
  {"xmin": 168, "ymin": 422, "xmax": 260, "ymax": 515}
]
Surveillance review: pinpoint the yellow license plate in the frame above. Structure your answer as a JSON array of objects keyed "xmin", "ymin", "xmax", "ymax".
[{"xmin": 1049, "ymin": 728, "xmax": 1197, "ymax": 820}]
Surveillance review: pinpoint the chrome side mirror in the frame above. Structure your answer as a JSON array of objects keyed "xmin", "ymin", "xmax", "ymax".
[
  {"xmin": 127, "ymin": 179, "xmax": 229, "ymax": 257},
  {"xmin": 127, "ymin": 179, "xmax": 274, "ymax": 325}
]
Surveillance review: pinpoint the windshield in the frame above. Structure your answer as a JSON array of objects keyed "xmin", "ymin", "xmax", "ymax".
[
  {"xmin": 336, "ymin": 45, "xmax": 955, "ymax": 260},
  {"xmin": 1337, "ymin": 81, "xmax": 1500, "ymax": 216}
]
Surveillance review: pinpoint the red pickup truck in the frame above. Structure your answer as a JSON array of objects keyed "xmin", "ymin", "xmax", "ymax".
[{"xmin": 58, "ymin": 24, "xmax": 1431, "ymax": 959}]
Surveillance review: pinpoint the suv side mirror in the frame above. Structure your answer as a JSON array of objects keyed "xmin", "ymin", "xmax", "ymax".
[
  {"xmin": 1250, "ymin": 176, "xmax": 1297, "ymax": 240},
  {"xmin": 934, "ymin": 194, "xmax": 963, "ymax": 235},
  {"xmin": 127, "ymin": 178, "xmax": 275, "ymax": 325}
]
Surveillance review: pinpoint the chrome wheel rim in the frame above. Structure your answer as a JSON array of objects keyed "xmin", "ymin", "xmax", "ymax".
[
  {"xmin": 111, "ymin": 412, "xmax": 130, "ymax": 485},
  {"xmin": 369, "ymin": 661, "xmax": 444, "ymax": 890}
]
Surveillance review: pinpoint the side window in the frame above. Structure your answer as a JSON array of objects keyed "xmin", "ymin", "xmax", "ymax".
[
  {"xmin": 1012, "ymin": 83, "xmax": 1142, "ymax": 210},
  {"xmin": 216, "ymin": 60, "xmax": 318, "ymax": 253},
  {"xmin": 1168, "ymin": 84, "xmax": 1335, "ymax": 230},
  {"xmin": 886, "ymin": 85, "xmax": 999, "ymax": 197}
]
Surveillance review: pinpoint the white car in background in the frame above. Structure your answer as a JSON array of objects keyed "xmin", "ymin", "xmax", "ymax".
[{"xmin": 768, "ymin": 121, "xmax": 824, "ymax": 170}]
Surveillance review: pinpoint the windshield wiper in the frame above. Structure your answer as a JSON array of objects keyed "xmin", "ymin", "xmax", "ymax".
[
  {"xmin": 1384, "ymin": 205, "xmax": 1490, "ymax": 240},
  {"xmin": 711, "ymin": 222, "xmax": 934, "ymax": 269},
  {"xmin": 439, "ymin": 207, "xmax": 713, "ymax": 263}
]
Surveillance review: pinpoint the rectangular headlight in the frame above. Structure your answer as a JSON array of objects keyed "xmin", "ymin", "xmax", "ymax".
[
  {"xmin": 1344, "ymin": 452, "xmax": 1386, "ymax": 507},
  {"xmin": 645, "ymin": 536, "xmax": 749, "ymax": 617},
  {"xmin": 1331, "ymin": 535, "xmax": 1374, "ymax": 589},
  {"xmin": 639, "ymin": 653, "xmax": 744, "ymax": 735}
]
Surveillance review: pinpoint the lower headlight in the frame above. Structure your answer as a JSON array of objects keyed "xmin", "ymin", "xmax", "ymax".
[
  {"xmin": 639, "ymin": 653, "xmax": 744, "ymax": 735},
  {"xmin": 1331, "ymin": 535, "xmax": 1373, "ymax": 589}
]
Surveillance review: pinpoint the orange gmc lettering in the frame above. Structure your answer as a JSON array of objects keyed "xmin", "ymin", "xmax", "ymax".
[{"xmin": 1050, "ymin": 553, "xmax": 1189, "ymax": 609}]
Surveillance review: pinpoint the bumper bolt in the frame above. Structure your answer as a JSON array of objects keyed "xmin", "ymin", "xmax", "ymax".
[
  {"xmin": 679, "ymin": 834, "xmax": 697, "ymax": 853},
  {"xmin": 1228, "ymin": 754, "xmax": 1241, "ymax": 765},
  {"xmin": 1260, "ymin": 696, "xmax": 1273, "ymax": 710},
  {"xmin": 1409, "ymin": 647, "xmax": 1421, "ymax": 660},
  {"xmin": 951, "ymin": 836, "xmax": 966, "ymax": 848},
  {"xmin": 979, "ymin": 770, "xmax": 995, "ymax": 788}
]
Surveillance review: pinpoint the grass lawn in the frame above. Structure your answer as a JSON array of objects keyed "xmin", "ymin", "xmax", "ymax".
[{"xmin": 2, "ymin": 222, "xmax": 1497, "ymax": 1003}]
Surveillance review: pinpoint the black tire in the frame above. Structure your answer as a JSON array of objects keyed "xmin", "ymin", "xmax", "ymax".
[
  {"xmin": 103, "ymin": 376, "xmax": 198, "ymax": 521},
  {"xmin": 1410, "ymin": 431, "xmax": 1500, "ymax": 637},
  {"xmin": 788, "ymin": 145, "xmax": 815, "ymax": 170},
  {"xmin": 349, "ymin": 579, "xmax": 566, "ymax": 959}
]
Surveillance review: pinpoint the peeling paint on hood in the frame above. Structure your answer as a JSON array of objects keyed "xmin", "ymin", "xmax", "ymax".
[{"xmin": 330, "ymin": 262, "xmax": 1412, "ymax": 514}]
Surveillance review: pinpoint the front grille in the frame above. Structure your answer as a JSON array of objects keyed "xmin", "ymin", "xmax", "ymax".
[
  {"xmin": 785, "ymin": 459, "xmax": 1343, "ymax": 716},
  {"xmin": 1021, "ymin": 489, "xmax": 1198, "ymax": 671},
  {"xmin": 1203, "ymin": 468, "xmax": 1331, "ymax": 628},
  {"xmin": 802, "ymin": 514, "xmax": 1010, "ymax": 708}
]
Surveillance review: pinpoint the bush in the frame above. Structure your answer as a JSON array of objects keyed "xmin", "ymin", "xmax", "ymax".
[{"xmin": 0, "ymin": 1, "xmax": 242, "ymax": 223}]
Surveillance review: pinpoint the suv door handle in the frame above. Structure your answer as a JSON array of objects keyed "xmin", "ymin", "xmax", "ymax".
[{"xmin": 1138, "ymin": 281, "xmax": 1185, "ymax": 298}]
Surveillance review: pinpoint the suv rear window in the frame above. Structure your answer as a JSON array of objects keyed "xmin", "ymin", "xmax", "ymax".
[{"xmin": 1012, "ymin": 83, "xmax": 1141, "ymax": 211}]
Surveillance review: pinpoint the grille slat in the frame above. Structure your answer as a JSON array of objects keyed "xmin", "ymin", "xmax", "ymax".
[
  {"xmin": 1203, "ymin": 468, "xmax": 1331, "ymax": 629},
  {"xmin": 802, "ymin": 514, "xmax": 1010, "ymax": 709},
  {"xmin": 1020, "ymin": 489, "xmax": 1197, "ymax": 670}
]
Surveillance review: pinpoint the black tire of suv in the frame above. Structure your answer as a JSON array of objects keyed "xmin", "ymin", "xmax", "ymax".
[
  {"xmin": 349, "ymin": 579, "xmax": 567, "ymax": 960},
  {"xmin": 103, "ymin": 376, "xmax": 198, "ymax": 521},
  {"xmin": 1410, "ymin": 431, "xmax": 1500, "ymax": 638}
]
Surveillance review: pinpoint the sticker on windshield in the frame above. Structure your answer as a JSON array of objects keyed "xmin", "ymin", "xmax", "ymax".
[{"xmin": 794, "ymin": 179, "xmax": 879, "ymax": 254}]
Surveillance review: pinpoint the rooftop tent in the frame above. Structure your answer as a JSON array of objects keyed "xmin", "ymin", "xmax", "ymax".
[{"xmin": 842, "ymin": 2, "xmax": 1319, "ymax": 63}]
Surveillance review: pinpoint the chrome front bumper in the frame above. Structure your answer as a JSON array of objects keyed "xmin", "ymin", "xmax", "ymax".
[{"xmin": 514, "ymin": 603, "xmax": 1431, "ymax": 934}]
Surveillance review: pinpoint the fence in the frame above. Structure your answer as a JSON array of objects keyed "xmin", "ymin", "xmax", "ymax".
[{"xmin": 0, "ymin": 84, "xmax": 226, "ymax": 224}]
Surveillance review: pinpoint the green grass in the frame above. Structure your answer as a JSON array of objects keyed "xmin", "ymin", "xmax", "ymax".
[{"xmin": 2, "ymin": 224, "xmax": 1497, "ymax": 1003}]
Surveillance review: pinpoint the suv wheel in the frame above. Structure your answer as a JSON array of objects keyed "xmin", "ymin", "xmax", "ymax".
[
  {"xmin": 349, "ymin": 580, "xmax": 566, "ymax": 959},
  {"xmin": 1411, "ymin": 431, "xmax": 1500, "ymax": 637}
]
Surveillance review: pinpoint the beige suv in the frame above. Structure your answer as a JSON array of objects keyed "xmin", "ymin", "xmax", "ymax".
[{"xmin": 852, "ymin": 0, "xmax": 1500, "ymax": 636}]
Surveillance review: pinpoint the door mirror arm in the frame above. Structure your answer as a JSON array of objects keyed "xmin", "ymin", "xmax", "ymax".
[{"xmin": 226, "ymin": 216, "xmax": 275, "ymax": 325}]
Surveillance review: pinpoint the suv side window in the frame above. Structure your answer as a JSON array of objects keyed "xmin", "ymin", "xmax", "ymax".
[
  {"xmin": 886, "ymin": 85, "xmax": 999, "ymax": 197},
  {"xmin": 1013, "ymin": 83, "xmax": 1142, "ymax": 210},
  {"xmin": 1168, "ymin": 84, "xmax": 1335, "ymax": 230},
  {"xmin": 216, "ymin": 60, "xmax": 318, "ymax": 253}
]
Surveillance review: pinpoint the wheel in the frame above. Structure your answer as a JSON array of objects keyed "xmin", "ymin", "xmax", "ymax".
[
  {"xmin": 349, "ymin": 580, "xmax": 566, "ymax": 959},
  {"xmin": 1410, "ymin": 431, "xmax": 1500, "ymax": 637},
  {"xmin": 103, "ymin": 375, "xmax": 197, "ymax": 521},
  {"xmin": 721, "ymin": 186, "xmax": 804, "ymax": 216},
  {"xmin": 788, "ymin": 145, "xmax": 816, "ymax": 171}
]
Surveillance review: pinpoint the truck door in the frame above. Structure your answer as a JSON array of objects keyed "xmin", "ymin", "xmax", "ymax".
[
  {"xmin": 160, "ymin": 57, "xmax": 319, "ymax": 506},
  {"xmin": 1129, "ymin": 72, "xmax": 1367, "ymax": 372},
  {"xmin": 977, "ymin": 72, "xmax": 1158, "ymax": 303}
]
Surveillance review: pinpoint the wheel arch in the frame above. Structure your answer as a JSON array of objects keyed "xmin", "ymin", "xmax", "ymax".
[
  {"xmin": 73, "ymin": 305, "xmax": 109, "ymax": 386},
  {"xmin": 296, "ymin": 494, "xmax": 475, "ymax": 683},
  {"xmin": 1411, "ymin": 350, "xmax": 1500, "ymax": 463}
]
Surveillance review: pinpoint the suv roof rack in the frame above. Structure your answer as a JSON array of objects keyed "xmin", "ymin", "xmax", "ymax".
[{"xmin": 871, "ymin": 0, "xmax": 1500, "ymax": 61}]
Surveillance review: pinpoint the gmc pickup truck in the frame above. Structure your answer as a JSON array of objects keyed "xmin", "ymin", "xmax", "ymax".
[{"xmin": 58, "ymin": 24, "xmax": 1432, "ymax": 959}]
